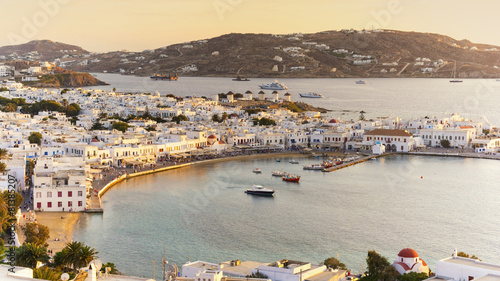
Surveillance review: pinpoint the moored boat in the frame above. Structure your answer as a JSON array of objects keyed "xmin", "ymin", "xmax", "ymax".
[
  {"xmin": 245, "ymin": 185, "xmax": 275, "ymax": 196},
  {"xmin": 289, "ymin": 159, "xmax": 299, "ymax": 164},
  {"xmin": 276, "ymin": 159, "xmax": 281, "ymax": 162},
  {"xmin": 282, "ymin": 173, "xmax": 300, "ymax": 182},
  {"xmin": 355, "ymin": 80, "xmax": 367, "ymax": 84},
  {"xmin": 272, "ymin": 170, "xmax": 287, "ymax": 177},
  {"xmin": 303, "ymin": 164, "xmax": 324, "ymax": 170},
  {"xmin": 259, "ymin": 80, "xmax": 287, "ymax": 90},
  {"xmin": 232, "ymin": 75, "xmax": 250, "ymax": 81},
  {"xmin": 252, "ymin": 168, "xmax": 262, "ymax": 173},
  {"xmin": 150, "ymin": 73, "xmax": 178, "ymax": 81},
  {"xmin": 299, "ymin": 92, "xmax": 324, "ymax": 98}
]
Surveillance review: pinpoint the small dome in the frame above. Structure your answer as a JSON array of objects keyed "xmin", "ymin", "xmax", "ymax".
[
  {"xmin": 91, "ymin": 138, "xmax": 99, "ymax": 142},
  {"xmin": 398, "ymin": 248, "xmax": 419, "ymax": 258},
  {"xmin": 208, "ymin": 135, "xmax": 217, "ymax": 139},
  {"xmin": 284, "ymin": 93, "xmax": 291, "ymax": 96},
  {"xmin": 329, "ymin": 119, "xmax": 339, "ymax": 123}
]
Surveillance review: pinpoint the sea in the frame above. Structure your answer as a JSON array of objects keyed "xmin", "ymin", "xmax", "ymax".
[{"xmin": 73, "ymin": 75, "xmax": 500, "ymax": 279}]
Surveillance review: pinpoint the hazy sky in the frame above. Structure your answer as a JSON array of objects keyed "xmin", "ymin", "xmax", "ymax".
[{"xmin": 2, "ymin": 0, "xmax": 500, "ymax": 52}]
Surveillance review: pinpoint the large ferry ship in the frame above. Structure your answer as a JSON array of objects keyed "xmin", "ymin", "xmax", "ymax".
[{"xmin": 150, "ymin": 73, "xmax": 178, "ymax": 81}]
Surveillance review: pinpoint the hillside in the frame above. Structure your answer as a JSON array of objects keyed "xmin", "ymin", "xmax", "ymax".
[
  {"xmin": 0, "ymin": 40, "xmax": 89, "ymax": 61},
  {"xmin": 2, "ymin": 30, "xmax": 500, "ymax": 78}
]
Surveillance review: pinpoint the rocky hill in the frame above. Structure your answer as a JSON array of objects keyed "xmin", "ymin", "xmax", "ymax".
[
  {"xmin": 3, "ymin": 30, "xmax": 500, "ymax": 78},
  {"xmin": 22, "ymin": 71, "xmax": 108, "ymax": 88}
]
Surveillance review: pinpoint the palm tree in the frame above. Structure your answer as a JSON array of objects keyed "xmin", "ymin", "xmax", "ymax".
[
  {"xmin": 58, "ymin": 241, "xmax": 99, "ymax": 272},
  {"xmin": 15, "ymin": 243, "xmax": 50, "ymax": 268},
  {"xmin": 0, "ymin": 148, "xmax": 9, "ymax": 160},
  {"xmin": 33, "ymin": 267, "xmax": 62, "ymax": 281},
  {"xmin": 78, "ymin": 245, "xmax": 99, "ymax": 269}
]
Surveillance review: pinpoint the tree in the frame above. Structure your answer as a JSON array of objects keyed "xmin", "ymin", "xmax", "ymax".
[
  {"xmin": 15, "ymin": 243, "xmax": 50, "ymax": 268},
  {"xmin": 145, "ymin": 126, "xmax": 156, "ymax": 132},
  {"xmin": 101, "ymin": 262, "xmax": 119, "ymax": 274},
  {"xmin": 359, "ymin": 111, "xmax": 366, "ymax": 121},
  {"xmin": 22, "ymin": 223, "xmax": 50, "ymax": 247},
  {"xmin": 324, "ymin": 257, "xmax": 347, "ymax": 270},
  {"xmin": 33, "ymin": 267, "xmax": 62, "ymax": 281},
  {"xmin": 111, "ymin": 121, "xmax": 130, "ymax": 132},
  {"xmin": 397, "ymin": 272, "xmax": 428, "ymax": 281},
  {"xmin": 3, "ymin": 103, "xmax": 17, "ymax": 112},
  {"xmin": 57, "ymin": 241, "xmax": 99, "ymax": 273},
  {"xmin": 28, "ymin": 132, "xmax": 43, "ymax": 145},
  {"xmin": 65, "ymin": 103, "xmax": 81, "ymax": 117},
  {"xmin": 171, "ymin": 115, "xmax": 188, "ymax": 124},
  {"xmin": 362, "ymin": 250, "xmax": 399, "ymax": 281},
  {"xmin": 247, "ymin": 270, "xmax": 268, "ymax": 279},
  {"xmin": 212, "ymin": 114, "xmax": 220, "ymax": 123},
  {"xmin": 440, "ymin": 139, "xmax": 451, "ymax": 148},
  {"xmin": 90, "ymin": 121, "xmax": 106, "ymax": 131}
]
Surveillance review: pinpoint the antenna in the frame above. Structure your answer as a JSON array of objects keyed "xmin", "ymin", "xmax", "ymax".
[{"xmin": 153, "ymin": 260, "xmax": 156, "ymax": 280}]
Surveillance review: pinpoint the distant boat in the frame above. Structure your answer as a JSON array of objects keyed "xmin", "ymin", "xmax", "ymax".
[
  {"xmin": 355, "ymin": 80, "xmax": 367, "ymax": 84},
  {"xmin": 272, "ymin": 170, "xmax": 287, "ymax": 177},
  {"xmin": 450, "ymin": 61, "xmax": 463, "ymax": 83},
  {"xmin": 151, "ymin": 73, "xmax": 178, "ymax": 81},
  {"xmin": 245, "ymin": 185, "xmax": 274, "ymax": 196},
  {"xmin": 259, "ymin": 80, "xmax": 287, "ymax": 90},
  {"xmin": 276, "ymin": 159, "xmax": 281, "ymax": 162},
  {"xmin": 299, "ymin": 92, "xmax": 324, "ymax": 98},
  {"xmin": 282, "ymin": 173, "xmax": 300, "ymax": 182},
  {"xmin": 289, "ymin": 159, "xmax": 299, "ymax": 164},
  {"xmin": 252, "ymin": 168, "xmax": 262, "ymax": 174},
  {"xmin": 232, "ymin": 75, "xmax": 250, "ymax": 81}
]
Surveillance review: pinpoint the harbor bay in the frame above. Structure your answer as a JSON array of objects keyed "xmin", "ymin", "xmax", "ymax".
[
  {"xmin": 73, "ymin": 154, "xmax": 500, "ymax": 279},
  {"xmin": 87, "ymin": 74, "xmax": 500, "ymax": 126}
]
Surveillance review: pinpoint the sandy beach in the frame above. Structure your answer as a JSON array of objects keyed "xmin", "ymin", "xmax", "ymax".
[{"xmin": 18, "ymin": 211, "xmax": 83, "ymax": 253}]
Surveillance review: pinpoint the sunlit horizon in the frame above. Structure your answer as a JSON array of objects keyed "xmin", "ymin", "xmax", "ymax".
[{"xmin": 2, "ymin": 0, "xmax": 500, "ymax": 52}]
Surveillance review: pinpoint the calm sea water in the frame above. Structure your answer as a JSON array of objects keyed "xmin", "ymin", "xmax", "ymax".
[
  {"xmin": 73, "ymin": 155, "xmax": 500, "ymax": 279},
  {"xmin": 87, "ymin": 74, "xmax": 500, "ymax": 125}
]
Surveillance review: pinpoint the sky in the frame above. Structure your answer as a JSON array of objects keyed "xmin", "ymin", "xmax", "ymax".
[{"xmin": 1, "ymin": 0, "xmax": 500, "ymax": 52}]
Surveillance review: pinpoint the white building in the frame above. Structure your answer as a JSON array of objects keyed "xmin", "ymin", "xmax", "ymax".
[
  {"xmin": 363, "ymin": 129, "xmax": 415, "ymax": 152},
  {"xmin": 427, "ymin": 249, "xmax": 500, "ymax": 281},
  {"xmin": 253, "ymin": 259, "xmax": 346, "ymax": 281},
  {"xmin": 32, "ymin": 157, "xmax": 88, "ymax": 212}
]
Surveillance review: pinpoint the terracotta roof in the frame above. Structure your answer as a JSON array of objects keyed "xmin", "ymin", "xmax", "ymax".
[
  {"xmin": 459, "ymin": 126, "xmax": 474, "ymax": 129},
  {"xmin": 394, "ymin": 262, "xmax": 411, "ymax": 271},
  {"xmin": 365, "ymin": 129, "xmax": 412, "ymax": 137},
  {"xmin": 398, "ymin": 248, "xmax": 419, "ymax": 258},
  {"xmin": 208, "ymin": 135, "xmax": 217, "ymax": 139}
]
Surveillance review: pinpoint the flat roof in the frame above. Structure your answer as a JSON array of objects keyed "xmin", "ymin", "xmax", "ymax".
[
  {"xmin": 305, "ymin": 270, "xmax": 347, "ymax": 281},
  {"xmin": 443, "ymin": 257, "xmax": 500, "ymax": 273},
  {"xmin": 220, "ymin": 261, "xmax": 269, "ymax": 276}
]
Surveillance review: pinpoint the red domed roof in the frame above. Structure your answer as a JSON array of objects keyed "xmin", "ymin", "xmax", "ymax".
[
  {"xmin": 208, "ymin": 135, "xmax": 217, "ymax": 139},
  {"xmin": 91, "ymin": 138, "xmax": 99, "ymax": 142},
  {"xmin": 329, "ymin": 119, "xmax": 339, "ymax": 123},
  {"xmin": 398, "ymin": 248, "xmax": 419, "ymax": 258}
]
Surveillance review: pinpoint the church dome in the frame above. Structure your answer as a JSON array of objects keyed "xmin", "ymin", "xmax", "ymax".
[{"xmin": 398, "ymin": 248, "xmax": 419, "ymax": 258}]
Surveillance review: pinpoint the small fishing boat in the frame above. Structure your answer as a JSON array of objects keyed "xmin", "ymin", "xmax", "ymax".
[
  {"xmin": 245, "ymin": 185, "xmax": 275, "ymax": 196},
  {"xmin": 289, "ymin": 159, "xmax": 299, "ymax": 164},
  {"xmin": 252, "ymin": 168, "xmax": 262, "ymax": 174},
  {"xmin": 282, "ymin": 173, "xmax": 300, "ymax": 182},
  {"xmin": 276, "ymin": 159, "xmax": 281, "ymax": 162}
]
